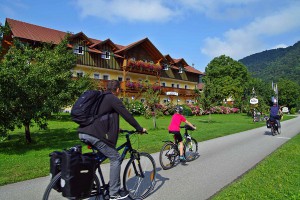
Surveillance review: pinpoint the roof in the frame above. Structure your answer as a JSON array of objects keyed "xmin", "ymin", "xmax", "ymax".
[
  {"xmin": 115, "ymin": 37, "xmax": 165, "ymax": 62},
  {"xmin": 6, "ymin": 18, "xmax": 67, "ymax": 44},
  {"xmin": 185, "ymin": 65, "xmax": 203, "ymax": 74},
  {"xmin": 5, "ymin": 18, "xmax": 203, "ymax": 75}
]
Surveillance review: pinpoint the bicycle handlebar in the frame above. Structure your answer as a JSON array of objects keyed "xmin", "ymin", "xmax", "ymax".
[{"xmin": 180, "ymin": 124, "xmax": 196, "ymax": 130}]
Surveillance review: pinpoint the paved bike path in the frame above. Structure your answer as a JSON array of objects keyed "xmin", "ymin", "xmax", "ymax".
[{"xmin": 0, "ymin": 115, "xmax": 299, "ymax": 200}]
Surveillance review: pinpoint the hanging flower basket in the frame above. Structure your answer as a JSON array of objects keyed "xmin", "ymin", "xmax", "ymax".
[{"xmin": 127, "ymin": 60, "xmax": 162, "ymax": 72}]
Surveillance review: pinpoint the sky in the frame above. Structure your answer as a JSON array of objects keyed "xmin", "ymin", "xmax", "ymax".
[{"xmin": 1, "ymin": 0, "xmax": 300, "ymax": 73}]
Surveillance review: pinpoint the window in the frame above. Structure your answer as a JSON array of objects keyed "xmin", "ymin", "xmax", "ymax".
[
  {"xmin": 101, "ymin": 51, "xmax": 110, "ymax": 59},
  {"xmin": 94, "ymin": 73, "xmax": 100, "ymax": 79},
  {"xmin": 74, "ymin": 46, "xmax": 84, "ymax": 55},
  {"xmin": 179, "ymin": 67, "xmax": 183, "ymax": 73},
  {"xmin": 177, "ymin": 84, "xmax": 180, "ymax": 88},
  {"xmin": 163, "ymin": 64, "xmax": 169, "ymax": 70},
  {"xmin": 77, "ymin": 71, "xmax": 83, "ymax": 77},
  {"xmin": 161, "ymin": 82, "xmax": 166, "ymax": 87},
  {"xmin": 118, "ymin": 77, "xmax": 123, "ymax": 82},
  {"xmin": 185, "ymin": 85, "xmax": 188, "ymax": 89},
  {"xmin": 171, "ymin": 83, "xmax": 175, "ymax": 88},
  {"xmin": 103, "ymin": 75, "xmax": 109, "ymax": 80},
  {"xmin": 126, "ymin": 77, "xmax": 131, "ymax": 81}
]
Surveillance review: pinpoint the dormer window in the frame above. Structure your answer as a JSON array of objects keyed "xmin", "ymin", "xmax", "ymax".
[
  {"xmin": 102, "ymin": 51, "xmax": 111, "ymax": 59},
  {"xmin": 163, "ymin": 64, "xmax": 169, "ymax": 71},
  {"xmin": 74, "ymin": 46, "xmax": 84, "ymax": 55},
  {"xmin": 179, "ymin": 67, "xmax": 184, "ymax": 74}
]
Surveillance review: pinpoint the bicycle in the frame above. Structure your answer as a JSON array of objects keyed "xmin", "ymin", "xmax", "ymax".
[
  {"xmin": 43, "ymin": 130, "xmax": 156, "ymax": 200},
  {"xmin": 268, "ymin": 118, "xmax": 281, "ymax": 136},
  {"xmin": 159, "ymin": 124, "xmax": 198, "ymax": 170}
]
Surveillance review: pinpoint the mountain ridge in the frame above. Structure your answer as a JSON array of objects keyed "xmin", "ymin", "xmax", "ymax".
[{"xmin": 239, "ymin": 41, "xmax": 300, "ymax": 85}]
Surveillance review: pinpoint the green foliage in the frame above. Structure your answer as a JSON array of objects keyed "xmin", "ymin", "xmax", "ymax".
[
  {"xmin": 126, "ymin": 100, "xmax": 145, "ymax": 115},
  {"xmin": 0, "ymin": 38, "xmax": 94, "ymax": 143},
  {"xmin": 182, "ymin": 104, "xmax": 192, "ymax": 116},
  {"xmin": 141, "ymin": 80, "xmax": 161, "ymax": 128},
  {"xmin": 277, "ymin": 78, "xmax": 300, "ymax": 110},
  {"xmin": 239, "ymin": 41, "xmax": 300, "ymax": 86},
  {"xmin": 203, "ymin": 55, "xmax": 250, "ymax": 109}
]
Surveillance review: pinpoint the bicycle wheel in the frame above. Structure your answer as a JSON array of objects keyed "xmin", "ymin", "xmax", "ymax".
[
  {"xmin": 43, "ymin": 172, "xmax": 101, "ymax": 200},
  {"xmin": 277, "ymin": 126, "xmax": 281, "ymax": 134},
  {"xmin": 159, "ymin": 142, "xmax": 177, "ymax": 170},
  {"xmin": 123, "ymin": 152, "xmax": 156, "ymax": 199},
  {"xmin": 271, "ymin": 126, "xmax": 276, "ymax": 136},
  {"xmin": 184, "ymin": 138, "xmax": 198, "ymax": 162}
]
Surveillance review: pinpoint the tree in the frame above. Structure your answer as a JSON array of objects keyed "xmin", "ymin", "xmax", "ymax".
[
  {"xmin": 277, "ymin": 78, "xmax": 300, "ymax": 110},
  {"xmin": 0, "ymin": 39, "xmax": 94, "ymax": 143},
  {"xmin": 141, "ymin": 81, "xmax": 161, "ymax": 129},
  {"xmin": 203, "ymin": 55, "xmax": 250, "ymax": 108}
]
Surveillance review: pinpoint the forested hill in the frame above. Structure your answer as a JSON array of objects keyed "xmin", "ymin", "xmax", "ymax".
[{"xmin": 239, "ymin": 41, "xmax": 300, "ymax": 85}]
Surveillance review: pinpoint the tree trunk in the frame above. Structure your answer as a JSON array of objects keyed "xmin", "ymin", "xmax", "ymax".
[{"xmin": 24, "ymin": 123, "xmax": 32, "ymax": 143}]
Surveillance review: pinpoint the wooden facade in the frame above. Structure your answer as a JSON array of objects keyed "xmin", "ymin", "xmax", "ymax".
[{"xmin": 2, "ymin": 18, "xmax": 204, "ymax": 105}]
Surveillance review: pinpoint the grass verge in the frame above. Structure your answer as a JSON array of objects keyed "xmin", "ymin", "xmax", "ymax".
[{"xmin": 212, "ymin": 133, "xmax": 300, "ymax": 200}]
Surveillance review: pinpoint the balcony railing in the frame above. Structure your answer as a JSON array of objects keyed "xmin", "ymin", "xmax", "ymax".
[{"xmin": 121, "ymin": 60, "xmax": 162, "ymax": 75}]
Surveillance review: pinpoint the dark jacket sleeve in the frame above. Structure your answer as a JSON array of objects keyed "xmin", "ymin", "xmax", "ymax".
[{"xmin": 111, "ymin": 97, "xmax": 143, "ymax": 132}]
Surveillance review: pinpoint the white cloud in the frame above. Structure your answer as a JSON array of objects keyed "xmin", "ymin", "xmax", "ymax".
[
  {"xmin": 75, "ymin": 0, "xmax": 179, "ymax": 22},
  {"xmin": 201, "ymin": 2, "xmax": 300, "ymax": 60}
]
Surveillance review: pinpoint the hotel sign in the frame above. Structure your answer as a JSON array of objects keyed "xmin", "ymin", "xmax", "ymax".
[
  {"xmin": 166, "ymin": 92, "xmax": 178, "ymax": 96},
  {"xmin": 250, "ymin": 98, "xmax": 258, "ymax": 104}
]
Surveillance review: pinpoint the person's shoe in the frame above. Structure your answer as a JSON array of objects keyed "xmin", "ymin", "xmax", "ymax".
[
  {"xmin": 179, "ymin": 156, "xmax": 186, "ymax": 162},
  {"xmin": 109, "ymin": 190, "xmax": 129, "ymax": 200}
]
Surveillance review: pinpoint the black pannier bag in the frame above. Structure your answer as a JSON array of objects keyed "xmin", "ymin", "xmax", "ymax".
[
  {"xmin": 266, "ymin": 119, "xmax": 271, "ymax": 128},
  {"xmin": 60, "ymin": 149, "xmax": 97, "ymax": 199},
  {"xmin": 49, "ymin": 151, "xmax": 63, "ymax": 192}
]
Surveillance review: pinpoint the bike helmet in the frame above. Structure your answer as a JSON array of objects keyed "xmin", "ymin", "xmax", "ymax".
[{"xmin": 175, "ymin": 106, "xmax": 183, "ymax": 114}]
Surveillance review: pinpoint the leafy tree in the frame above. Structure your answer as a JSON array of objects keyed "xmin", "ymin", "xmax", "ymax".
[
  {"xmin": 0, "ymin": 39, "xmax": 94, "ymax": 143},
  {"xmin": 203, "ymin": 55, "xmax": 250, "ymax": 109},
  {"xmin": 277, "ymin": 78, "xmax": 300, "ymax": 110},
  {"xmin": 141, "ymin": 81, "xmax": 161, "ymax": 129}
]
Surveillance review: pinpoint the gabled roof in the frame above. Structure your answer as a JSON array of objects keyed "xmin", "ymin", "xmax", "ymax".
[
  {"xmin": 69, "ymin": 31, "xmax": 93, "ymax": 45},
  {"xmin": 164, "ymin": 54, "xmax": 175, "ymax": 64},
  {"xmin": 6, "ymin": 18, "xmax": 67, "ymax": 44},
  {"xmin": 90, "ymin": 38, "xmax": 120, "ymax": 51},
  {"xmin": 185, "ymin": 65, "xmax": 203, "ymax": 74},
  {"xmin": 115, "ymin": 37, "xmax": 165, "ymax": 61}
]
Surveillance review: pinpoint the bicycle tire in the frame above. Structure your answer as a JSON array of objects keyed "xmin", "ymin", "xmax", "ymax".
[
  {"xmin": 271, "ymin": 126, "xmax": 276, "ymax": 136},
  {"xmin": 184, "ymin": 137, "xmax": 198, "ymax": 162},
  {"xmin": 159, "ymin": 142, "xmax": 177, "ymax": 170},
  {"xmin": 42, "ymin": 172, "xmax": 102, "ymax": 200},
  {"xmin": 123, "ymin": 152, "xmax": 156, "ymax": 199}
]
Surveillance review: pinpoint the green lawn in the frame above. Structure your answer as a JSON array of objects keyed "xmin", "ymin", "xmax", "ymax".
[
  {"xmin": 0, "ymin": 113, "xmax": 295, "ymax": 187},
  {"xmin": 212, "ymin": 133, "xmax": 300, "ymax": 200}
]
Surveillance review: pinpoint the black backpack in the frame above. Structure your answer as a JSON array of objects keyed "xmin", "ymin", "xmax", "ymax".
[{"xmin": 71, "ymin": 90, "xmax": 107, "ymax": 127}]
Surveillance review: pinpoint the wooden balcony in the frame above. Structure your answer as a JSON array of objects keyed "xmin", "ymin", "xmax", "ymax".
[
  {"xmin": 161, "ymin": 87, "xmax": 195, "ymax": 97},
  {"xmin": 75, "ymin": 79, "xmax": 196, "ymax": 97}
]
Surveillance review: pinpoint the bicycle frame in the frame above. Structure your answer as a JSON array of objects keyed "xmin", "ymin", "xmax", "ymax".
[{"xmin": 86, "ymin": 131, "xmax": 145, "ymax": 187}]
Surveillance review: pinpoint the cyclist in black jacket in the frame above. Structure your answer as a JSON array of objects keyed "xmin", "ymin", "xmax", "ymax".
[{"xmin": 78, "ymin": 80, "xmax": 147, "ymax": 200}]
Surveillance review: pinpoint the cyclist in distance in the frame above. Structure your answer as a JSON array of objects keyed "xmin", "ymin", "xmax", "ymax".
[
  {"xmin": 269, "ymin": 99, "xmax": 283, "ymax": 127},
  {"xmin": 168, "ymin": 106, "xmax": 196, "ymax": 162},
  {"xmin": 78, "ymin": 80, "xmax": 147, "ymax": 200}
]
